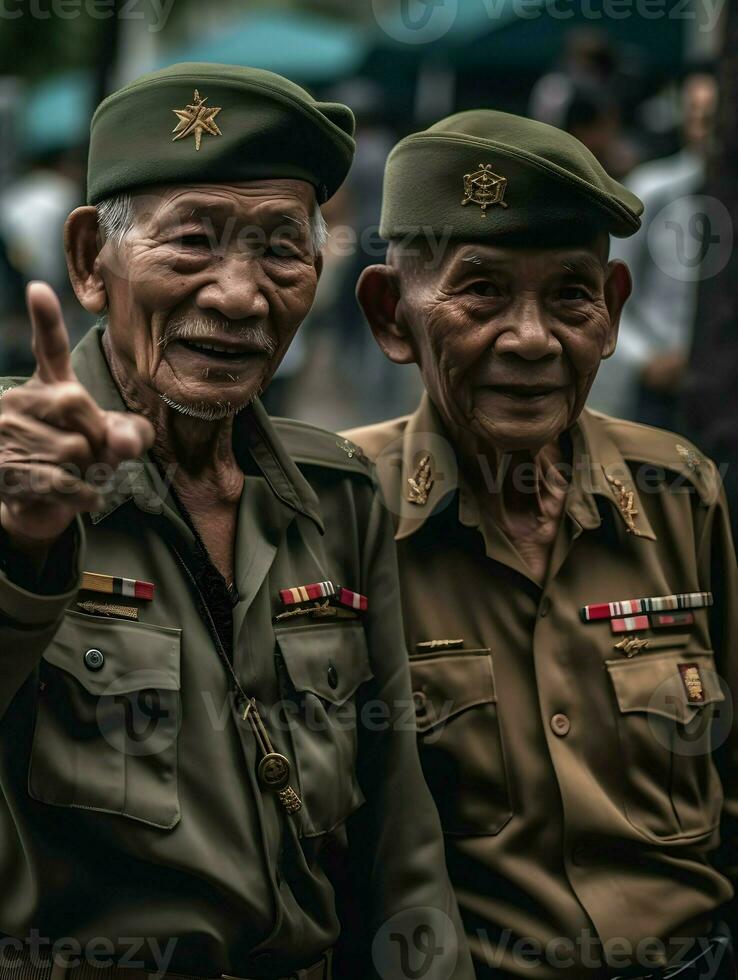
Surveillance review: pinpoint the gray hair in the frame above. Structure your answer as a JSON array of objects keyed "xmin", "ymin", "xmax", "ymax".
[{"xmin": 96, "ymin": 191, "xmax": 328, "ymax": 253}]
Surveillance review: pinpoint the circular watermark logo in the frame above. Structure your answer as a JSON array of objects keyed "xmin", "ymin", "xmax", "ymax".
[
  {"xmin": 375, "ymin": 430, "xmax": 458, "ymax": 522},
  {"xmin": 371, "ymin": 0, "xmax": 458, "ymax": 45},
  {"xmin": 96, "ymin": 669, "xmax": 180, "ymax": 757},
  {"xmin": 647, "ymin": 664, "xmax": 733, "ymax": 757},
  {"xmin": 372, "ymin": 907, "xmax": 458, "ymax": 980},
  {"xmin": 648, "ymin": 194, "xmax": 733, "ymax": 284}
]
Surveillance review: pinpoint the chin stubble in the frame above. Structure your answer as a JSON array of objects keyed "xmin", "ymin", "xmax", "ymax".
[
  {"xmin": 157, "ymin": 313, "xmax": 274, "ymax": 419},
  {"xmin": 158, "ymin": 388, "xmax": 265, "ymax": 421}
]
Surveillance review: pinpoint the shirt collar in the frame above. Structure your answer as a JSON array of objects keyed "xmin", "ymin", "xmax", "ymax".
[
  {"xmin": 390, "ymin": 395, "xmax": 657, "ymax": 543},
  {"xmin": 72, "ymin": 326, "xmax": 324, "ymax": 532},
  {"xmin": 568, "ymin": 408, "xmax": 657, "ymax": 541},
  {"xmin": 393, "ymin": 392, "xmax": 460, "ymax": 541}
]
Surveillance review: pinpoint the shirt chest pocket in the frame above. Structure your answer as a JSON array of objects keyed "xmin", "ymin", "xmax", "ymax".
[
  {"xmin": 29, "ymin": 611, "xmax": 182, "ymax": 830},
  {"xmin": 410, "ymin": 649, "xmax": 513, "ymax": 836},
  {"xmin": 606, "ymin": 648, "xmax": 725, "ymax": 841},
  {"xmin": 275, "ymin": 622, "xmax": 373, "ymax": 838}
]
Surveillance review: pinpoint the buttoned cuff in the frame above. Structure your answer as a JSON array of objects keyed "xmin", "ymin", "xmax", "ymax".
[{"xmin": 0, "ymin": 518, "xmax": 85, "ymax": 625}]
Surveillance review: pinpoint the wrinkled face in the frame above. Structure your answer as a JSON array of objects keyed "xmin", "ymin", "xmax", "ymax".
[
  {"xmin": 398, "ymin": 241, "xmax": 623, "ymax": 453},
  {"xmin": 98, "ymin": 180, "xmax": 320, "ymax": 419}
]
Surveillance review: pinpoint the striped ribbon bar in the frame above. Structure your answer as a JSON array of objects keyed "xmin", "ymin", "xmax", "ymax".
[
  {"xmin": 611, "ymin": 615, "xmax": 650, "ymax": 634},
  {"xmin": 81, "ymin": 572, "xmax": 154, "ymax": 601},
  {"xmin": 279, "ymin": 581, "xmax": 336, "ymax": 607},
  {"xmin": 581, "ymin": 591, "xmax": 712, "ymax": 623},
  {"xmin": 650, "ymin": 611, "xmax": 695, "ymax": 629},
  {"xmin": 336, "ymin": 587, "xmax": 368, "ymax": 612}
]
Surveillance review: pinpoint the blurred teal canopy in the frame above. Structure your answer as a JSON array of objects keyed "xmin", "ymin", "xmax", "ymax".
[
  {"xmin": 22, "ymin": 70, "xmax": 94, "ymax": 157},
  {"xmin": 160, "ymin": 11, "xmax": 368, "ymax": 82}
]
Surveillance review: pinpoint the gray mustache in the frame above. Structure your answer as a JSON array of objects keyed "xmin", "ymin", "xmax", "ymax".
[{"xmin": 160, "ymin": 316, "xmax": 277, "ymax": 356}]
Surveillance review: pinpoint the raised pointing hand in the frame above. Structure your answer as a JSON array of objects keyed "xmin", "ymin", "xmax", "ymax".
[{"xmin": 0, "ymin": 282, "xmax": 154, "ymax": 553}]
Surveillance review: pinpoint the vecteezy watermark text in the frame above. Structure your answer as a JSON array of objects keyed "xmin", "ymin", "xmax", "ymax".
[
  {"xmin": 0, "ymin": 932, "xmax": 178, "ymax": 977},
  {"xmin": 372, "ymin": 0, "xmax": 726, "ymax": 45},
  {"xmin": 0, "ymin": 0, "xmax": 175, "ymax": 31}
]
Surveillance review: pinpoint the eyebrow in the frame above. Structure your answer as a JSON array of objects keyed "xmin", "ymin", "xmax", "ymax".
[
  {"xmin": 458, "ymin": 251, "xmax": 603, "ymax": 277},
  {"xmin": 459, "ymin": 253, "xmax": 512, "ymax": 270},
  {"xmin": 559, "ymin": 254, "xmax": 604, "ymax": 277},
  {"xmin": 158, "ymin": 202, "xmax": 311, "ymax": 235}
]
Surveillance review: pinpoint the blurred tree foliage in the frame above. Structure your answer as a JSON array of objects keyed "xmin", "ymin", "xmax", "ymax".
[{"xmin": 0, "ymin": 7, "xmax": 102, "ymax": 78}]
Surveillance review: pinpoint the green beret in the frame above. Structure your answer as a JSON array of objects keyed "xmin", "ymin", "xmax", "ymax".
[
  {"xmin": 380, "ymin": 109, "xmax": 643, "ymax": 243},
  {"xmin": 87, "ymin": 63, "xmax": 355, "ymax": 205}
]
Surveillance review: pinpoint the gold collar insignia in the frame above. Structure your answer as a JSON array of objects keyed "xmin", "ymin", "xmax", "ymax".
[
  {"xmin": 606, "ymin": 474, "xmax": 641, "ymax": 535},
  {"xmin": 407, "ymin": 453, "xmax": 434, "ymax": 506}
]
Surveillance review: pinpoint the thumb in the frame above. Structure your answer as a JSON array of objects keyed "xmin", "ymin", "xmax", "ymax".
[{"xmin": 103, "ymin": 411, "xmax": 156, "ymax": 461}]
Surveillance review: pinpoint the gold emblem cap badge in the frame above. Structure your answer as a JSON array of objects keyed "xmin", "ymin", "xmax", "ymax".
[
  {"xmin": 462, "ymin": 163, "xmax": 508, "ymax": 217},
  {"xmin": 172, "ymin": 89, "xmax": 223, "ymax": 151}
]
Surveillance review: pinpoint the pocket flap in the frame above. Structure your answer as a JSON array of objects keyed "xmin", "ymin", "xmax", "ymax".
[
  {"xmin": 276, "ymin": 622, "xmax": 373, "ymax": 706},
  {"xmin": 606, "ymin": 649, "xmax": 724, "ymax": 724},
  {"xmin": 410, "ymin": 650, "xmax": 496, "ymax": 733},
  {"xmin": 44, "ymin": 611, "xmax": 181, "ymax": 695}
]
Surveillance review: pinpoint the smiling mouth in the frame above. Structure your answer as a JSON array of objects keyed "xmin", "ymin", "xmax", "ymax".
[
  {"xmin": 483, "ymin": 385, "xmax": 562, "ymax": 400},
  {"xmin": 174, "ymin": 339, "xmax": 269, "ymax": 361}
]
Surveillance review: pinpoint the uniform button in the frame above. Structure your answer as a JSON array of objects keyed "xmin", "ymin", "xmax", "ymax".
[
  {"xmin": 551, "ymin": 713, "xmax": 570, "ymax": 736},
  {"xmin": 539, "ymin": 596, "xmax": 551, "ymax": 617},
  {"xmin": 83, "ymin": 648, "xmax": 105, "ymax": 672},
  {"xmin": 327, "ymin": 662, "xmax": 338, "ymax": 689},
  {"xmin": 413, "ymin": 690, "xmax": 428, "ymax": 714}
]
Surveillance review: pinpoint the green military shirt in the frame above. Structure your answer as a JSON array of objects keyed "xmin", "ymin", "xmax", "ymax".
[
  {"xmin": 0, "ymin": 330, "xmax": 471, "ymax": 980},
  {"xmin": 345, "ymin": 393, "xmax": 738, "ymax": 979}
]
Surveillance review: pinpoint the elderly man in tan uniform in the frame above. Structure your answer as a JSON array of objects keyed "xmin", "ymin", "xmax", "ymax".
[
  {"xmin": 0, "ymin": 65, "xmax": 473, "ymax": 980},
  {"xmin": 345, "ymin": 111, "xmax": 738, "ymax": 980}
]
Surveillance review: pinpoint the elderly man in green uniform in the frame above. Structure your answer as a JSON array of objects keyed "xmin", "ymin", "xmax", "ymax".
[
  {"xmin": 345, "ymin": 111, "xmax": 738, "ymax": 979},
  {"xmin": 0, "ymin": 64, "xmax": 473, "ymax": 980}
]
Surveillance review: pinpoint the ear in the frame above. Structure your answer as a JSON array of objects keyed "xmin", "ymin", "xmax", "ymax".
[
  {"xmin": 314, "ymin": 250, "xmax": 324, "ymax": 282},
  {"xmin": 64, "ymin": 206, "xmax": 108, "ymax": 314},
  {"xmin": 356, "ymin": 264, "xmax": 417, "ymax": 366},
  {"xmin": 601, "ymin": 259, "xmax": 632, "ymax": 359}
]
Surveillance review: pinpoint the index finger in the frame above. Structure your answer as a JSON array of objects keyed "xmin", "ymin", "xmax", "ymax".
[{"xmin": 26, "ymin": 281, "xmax": 76, "ymax": 384}]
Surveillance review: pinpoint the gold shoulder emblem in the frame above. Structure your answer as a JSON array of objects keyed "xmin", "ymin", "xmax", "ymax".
[
  {"xmin": 676, "ymin": 443, "xmax": 702, "ymax": 473},
  {"xmin": 336, "ymin": 438, "xmax": 368, "ymax": 465}
]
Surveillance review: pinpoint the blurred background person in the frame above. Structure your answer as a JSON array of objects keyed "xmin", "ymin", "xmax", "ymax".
[
  {"xmin": 588, "ymin": 71, "xmax": 719, "ymax": 425},
  {"xmin": 529, "ymin": 28, "xmax": 639, "ymax": 178},
  {"xmin": 683, "ymin": 1, "xmax": 738, "ymax": 544},
  {"xmin": 0, "ymin": 0, "xmax": 731, "ymax": 435}
]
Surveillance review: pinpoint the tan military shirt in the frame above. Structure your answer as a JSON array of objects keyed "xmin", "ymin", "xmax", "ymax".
[
  {"xmin": 346, "ymin": 393, "xmax": 738, "ymax": 979},
  {"xmin": 0, "ymin": 331, "xmax": 472, "ymax": 980}
]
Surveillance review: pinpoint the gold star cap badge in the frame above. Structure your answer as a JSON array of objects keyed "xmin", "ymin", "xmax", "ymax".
[
  {"xmin": 461, "ymin": 163, "xmax": 508, "ymax": 217},
  {"xmin": 172, "ymin": 89, "xmax": 222, "ymax": 151}
]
